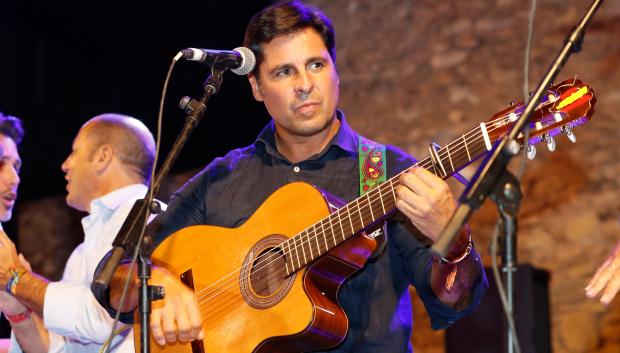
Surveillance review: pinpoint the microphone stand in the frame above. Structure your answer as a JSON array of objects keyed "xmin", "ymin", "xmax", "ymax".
[
  {"xmin": 431, "ymin": 0, "xmax": 604, "ymax": 352},
  {"xmin": 92, "ymin": 62, "xmax": 228, "ymax": 353}
]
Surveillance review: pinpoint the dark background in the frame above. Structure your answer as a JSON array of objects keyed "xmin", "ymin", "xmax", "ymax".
[
  {"xmin": 1, "ymin": 0, "xmax": 272, "ymax": 204},
  {"xmin": 0, "ymin": 0, "xmax": 272, "ymax": 337}
]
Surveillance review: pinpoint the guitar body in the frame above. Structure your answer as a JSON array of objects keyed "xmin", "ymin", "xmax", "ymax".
[{"xmin": 135, "ymin": 182, "xmax": 378, "ymax": 353}]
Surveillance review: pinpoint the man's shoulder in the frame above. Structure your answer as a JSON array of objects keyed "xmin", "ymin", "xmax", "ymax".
[{"xmin": 182, "ymin": 144, "xmax": 257, "ymax": 188}]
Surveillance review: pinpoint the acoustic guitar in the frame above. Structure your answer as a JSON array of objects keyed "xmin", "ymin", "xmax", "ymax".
[{"xmin": 138, "ymin": 77, "xmax": 595, "ymax": 353}]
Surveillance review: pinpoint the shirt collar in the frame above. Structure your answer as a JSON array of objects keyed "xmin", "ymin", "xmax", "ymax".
[
  {"xmin": 255, "ymin": 109, "xmax": 358, "ymax": 159},
  {"xmin": 84, "ymin": 184, "xmax": 148, "ymax": 226}
]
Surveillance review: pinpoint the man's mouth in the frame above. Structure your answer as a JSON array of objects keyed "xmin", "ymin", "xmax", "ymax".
[
  {"xmin": 294, "ymin": 101, "xmax": 320, "ymax": 112},
  {"xmin": 1, "ymin": 192, "xmax": 16, "ymax": 208}
]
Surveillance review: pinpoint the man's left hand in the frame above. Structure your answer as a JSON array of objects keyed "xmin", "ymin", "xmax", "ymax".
[{"xmin": 396, "ymin": 167, "xmax": 456, "ymax": 241}]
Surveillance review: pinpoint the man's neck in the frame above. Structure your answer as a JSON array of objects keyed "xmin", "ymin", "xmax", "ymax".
[
  {"xmin": 85, "ymin": 174, "xmax": 144, "ymax": 214},
  {"xmin": 275, "ymin": 118, "xmax": 341, "ymax": 164}
]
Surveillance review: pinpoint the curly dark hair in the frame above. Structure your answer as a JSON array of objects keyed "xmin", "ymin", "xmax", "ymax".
[{"xmin": 0, "ymin": 112, "xmax": 24, "ymax": 146}]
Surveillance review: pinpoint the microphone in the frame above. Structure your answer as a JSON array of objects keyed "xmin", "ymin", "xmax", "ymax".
[{"xmin": 180, "ymin": 47, "xmax": 256, "ymax": 75}]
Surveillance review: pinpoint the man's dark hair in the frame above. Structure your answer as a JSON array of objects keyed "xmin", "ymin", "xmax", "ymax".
[
  {"xmin": 0, "ymin": 112, "xmax": 24, "ymax": 146},
  {"xmin": 243, "ymin": 0, "xmax": 336, "ymax": 77}
]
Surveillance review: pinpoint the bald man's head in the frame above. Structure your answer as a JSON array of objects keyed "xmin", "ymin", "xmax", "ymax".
[{"xmin": 82, "ymin": 114, "xmax": 156, "ymax": 184}]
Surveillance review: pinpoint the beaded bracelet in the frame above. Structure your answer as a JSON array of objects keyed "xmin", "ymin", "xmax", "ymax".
[
  {"xmin": 437, "ymin": 232, "xmax": 473, "ymax": 265},
  {"xmin": 5, "ymin": 267, "xmax": 27, "ymax": 295}
]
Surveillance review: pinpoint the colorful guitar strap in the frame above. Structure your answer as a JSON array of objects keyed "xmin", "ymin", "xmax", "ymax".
[{"xmin": 358, "ymin": 136, "xmax": 387, "ymax": 258}]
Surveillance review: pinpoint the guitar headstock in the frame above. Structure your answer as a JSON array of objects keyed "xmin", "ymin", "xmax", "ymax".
[{"xmin": 486, "ymin": 77, "xmax": 596, "ymax": 158}]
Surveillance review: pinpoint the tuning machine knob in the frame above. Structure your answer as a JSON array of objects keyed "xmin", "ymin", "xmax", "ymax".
[
  {"xmin": 526, "ymin": 144, "xmax": 536, "ymax": 160},
  {"xmin": 560, "ymin": 125, "xmax": 576, "ymax": 143},
  {"xmin": 544, "ymin": 133, "xmax": 556, "ymax": 152}
]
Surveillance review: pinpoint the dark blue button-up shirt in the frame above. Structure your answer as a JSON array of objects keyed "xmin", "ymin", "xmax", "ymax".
[{"xmin": 150, "ymin": 112, "xmax": 487, "ymax": 353}]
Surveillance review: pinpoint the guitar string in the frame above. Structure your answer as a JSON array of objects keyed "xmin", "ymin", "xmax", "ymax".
[
  {"xmin": 189, "ymin": 114, "xmax": 514, "ymax": 305},
  {"xmin": 190, "ymin": 95, "xmax": 585, "ymax": 306}
]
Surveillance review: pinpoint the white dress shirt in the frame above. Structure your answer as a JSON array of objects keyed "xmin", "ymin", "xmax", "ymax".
[{"xmin": 10, "ymin": 184, "xmax": 165, "ymax": 353}]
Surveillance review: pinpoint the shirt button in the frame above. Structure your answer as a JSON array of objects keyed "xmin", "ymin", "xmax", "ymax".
[{"xmin": 293, "ymin": 166, "xmax": 300, "ymax": 173}]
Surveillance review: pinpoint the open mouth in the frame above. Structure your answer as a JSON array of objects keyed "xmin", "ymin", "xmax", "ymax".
[{"xmin": 1, "ymin": 192, "xmax": 16, "ymax": 208}]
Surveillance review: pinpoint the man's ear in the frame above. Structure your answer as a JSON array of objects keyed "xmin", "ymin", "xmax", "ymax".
[
  {"xmin": 93, "ymin": 144, "xmax": 113, "ymax": 171},
  {"xmin": 248, "ymin": 73, "xmax": 264, "ymax": 102}
]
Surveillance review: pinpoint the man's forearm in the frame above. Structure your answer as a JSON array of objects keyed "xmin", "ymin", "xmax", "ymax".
[
  {"xmin": 13, "ymin": 272, "xmax": 48, "ymax": 317},
  {"xmin": 11, "ymin": 313, "xmax": 50, "ymax": 353}
]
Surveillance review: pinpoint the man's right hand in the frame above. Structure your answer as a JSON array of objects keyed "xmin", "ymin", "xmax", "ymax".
[
  {"xmin": 149, "ymin": 268, "xmax": 203, "ymax": 346},
  {"xmin": 109, "ymin": 264, "xmax": 203, "ymax": 346}
]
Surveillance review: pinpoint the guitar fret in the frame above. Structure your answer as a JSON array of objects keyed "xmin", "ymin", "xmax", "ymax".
[
  {"xmin": 390, "ymin": 179, "xmax": 397, "ymax": 204},
  {"xmin": 284, "ymin": 241, "xmax": 291, "ymax": 276},
  {"xmin": 356, "ymin": 198, "xmax": 365, "ymax": 229},
  {"xmin": 338, "ymin": 209, "xmax": 346, "ymax": 241},
  {"xmin": 321, "ymin": 219, "xmax": 329, "ymax": 256},
  {"xmin": 445, "ymin": 144, "xmax": 455, "ymax": 173},
  {"xmin": 293, "ymin": 234, "xmax": 301, "ymax": 270},
  {"xmin": 307, "ymin": 227, "xmax": 315, "ymax": 259},
  {"xmin": 366, "ymin": 191, "xmax": 375, "ymax": 222},
  {"xmin": 331, "ymin": 212, "xmax": 338, "ymax": 246},
  {"xmin": 347, "ymin": 204, "xmax": 355, "ymax": 235},
  {"xmin": 462, "ymin": 134, "xmax": 472, "ymax": 161},
  {"xmin": 300, "ymin": 231, "xmax": 308, "ymax": 266},
  {"xmin": 378, "ymin": 185, "xmax": 386, "ymax": 215}
]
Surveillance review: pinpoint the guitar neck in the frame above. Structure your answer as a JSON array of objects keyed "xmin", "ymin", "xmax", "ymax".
[{"xmin": 282, "ymin": 123, "xmax": 494, "ymax": 275}]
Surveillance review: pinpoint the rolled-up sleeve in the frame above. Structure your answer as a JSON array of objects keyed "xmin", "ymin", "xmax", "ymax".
[{"xmin": 44, "ymin": 281, "xmax": 116, "ymax": 343}]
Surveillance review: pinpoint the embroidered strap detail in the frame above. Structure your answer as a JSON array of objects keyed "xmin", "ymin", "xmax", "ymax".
[
  {"xmin": 358, "ymin": 136, "xmax": 388, "ymax": 259},
  {"xmin": 358, "ymin": 136, "xmax": 387, "ymax": 196}
]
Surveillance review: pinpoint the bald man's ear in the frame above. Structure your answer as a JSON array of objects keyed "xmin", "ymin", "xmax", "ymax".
[
  {"xmin": 248, "ymin": 73, "xmax": 264, "ymax": 102},
  {"xmin": 93, "ymin": 144, "xmax": 113, "ymax": 172}
]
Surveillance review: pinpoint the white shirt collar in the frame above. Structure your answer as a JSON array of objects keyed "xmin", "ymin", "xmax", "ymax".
[{"xmin": 83, "ymin": 184, "xmax": 148, "ymax": 228}]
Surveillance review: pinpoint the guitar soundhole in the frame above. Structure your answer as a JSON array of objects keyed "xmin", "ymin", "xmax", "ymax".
[
  {"xmin": 240, "ymin": 234, "xmax": 296, "ymax": 309},
  {"xmin": 250, "ymin": 247, "xmax": 287, "ymax": 296}
]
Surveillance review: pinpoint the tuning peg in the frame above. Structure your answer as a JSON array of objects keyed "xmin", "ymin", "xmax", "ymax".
[
  {"xmin": 561, "ymin": 125, "xmax": 576, "ymax": 143},
  {"xmin": 526, "ymin": 144, "xmax": 536, "ymax": 160},
  {"xmin": 545, "ymin": 134, "xmax": 556, "ymax": 152}
]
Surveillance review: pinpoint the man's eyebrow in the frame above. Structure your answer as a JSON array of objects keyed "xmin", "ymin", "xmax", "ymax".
[
  {"xmin": 305, "ymin": 56, "xmax": 327, "ymax": 64},
  {"xmin": 269, "ymin": 63, "xmax": 295, "ymax": 75},
  {"xmin": 269, "ymin": 56, "xmax": 329, "ymax": 76}
]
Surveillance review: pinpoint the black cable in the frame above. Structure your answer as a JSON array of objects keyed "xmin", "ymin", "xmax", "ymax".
[{"xmin": 101, "ymin": 51, "xmax": 182, "ymax": 353}]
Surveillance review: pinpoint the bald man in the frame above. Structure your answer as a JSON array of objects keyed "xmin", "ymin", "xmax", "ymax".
[{"xmin": 0, "ymin": 114, "xmax": 160, "ymax": 353}]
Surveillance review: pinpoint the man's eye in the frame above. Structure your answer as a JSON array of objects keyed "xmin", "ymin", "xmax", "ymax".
[
  {"xmin": 309, "ymin": 62, "xmax": 324, "ymax": 70},
  {"xmin": 276, "ymin": 68, "xmax": 292, "ymax": 77}
]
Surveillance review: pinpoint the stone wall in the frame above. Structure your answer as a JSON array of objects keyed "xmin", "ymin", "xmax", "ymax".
[{"xmin": 307, "ymin": 0, "xmax": 620, "ymax": 352}]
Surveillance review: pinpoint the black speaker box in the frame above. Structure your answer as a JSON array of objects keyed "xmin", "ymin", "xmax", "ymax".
[{"xmin": 445, "ymin": 264, "xmax": 551, "ymax": 353}]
